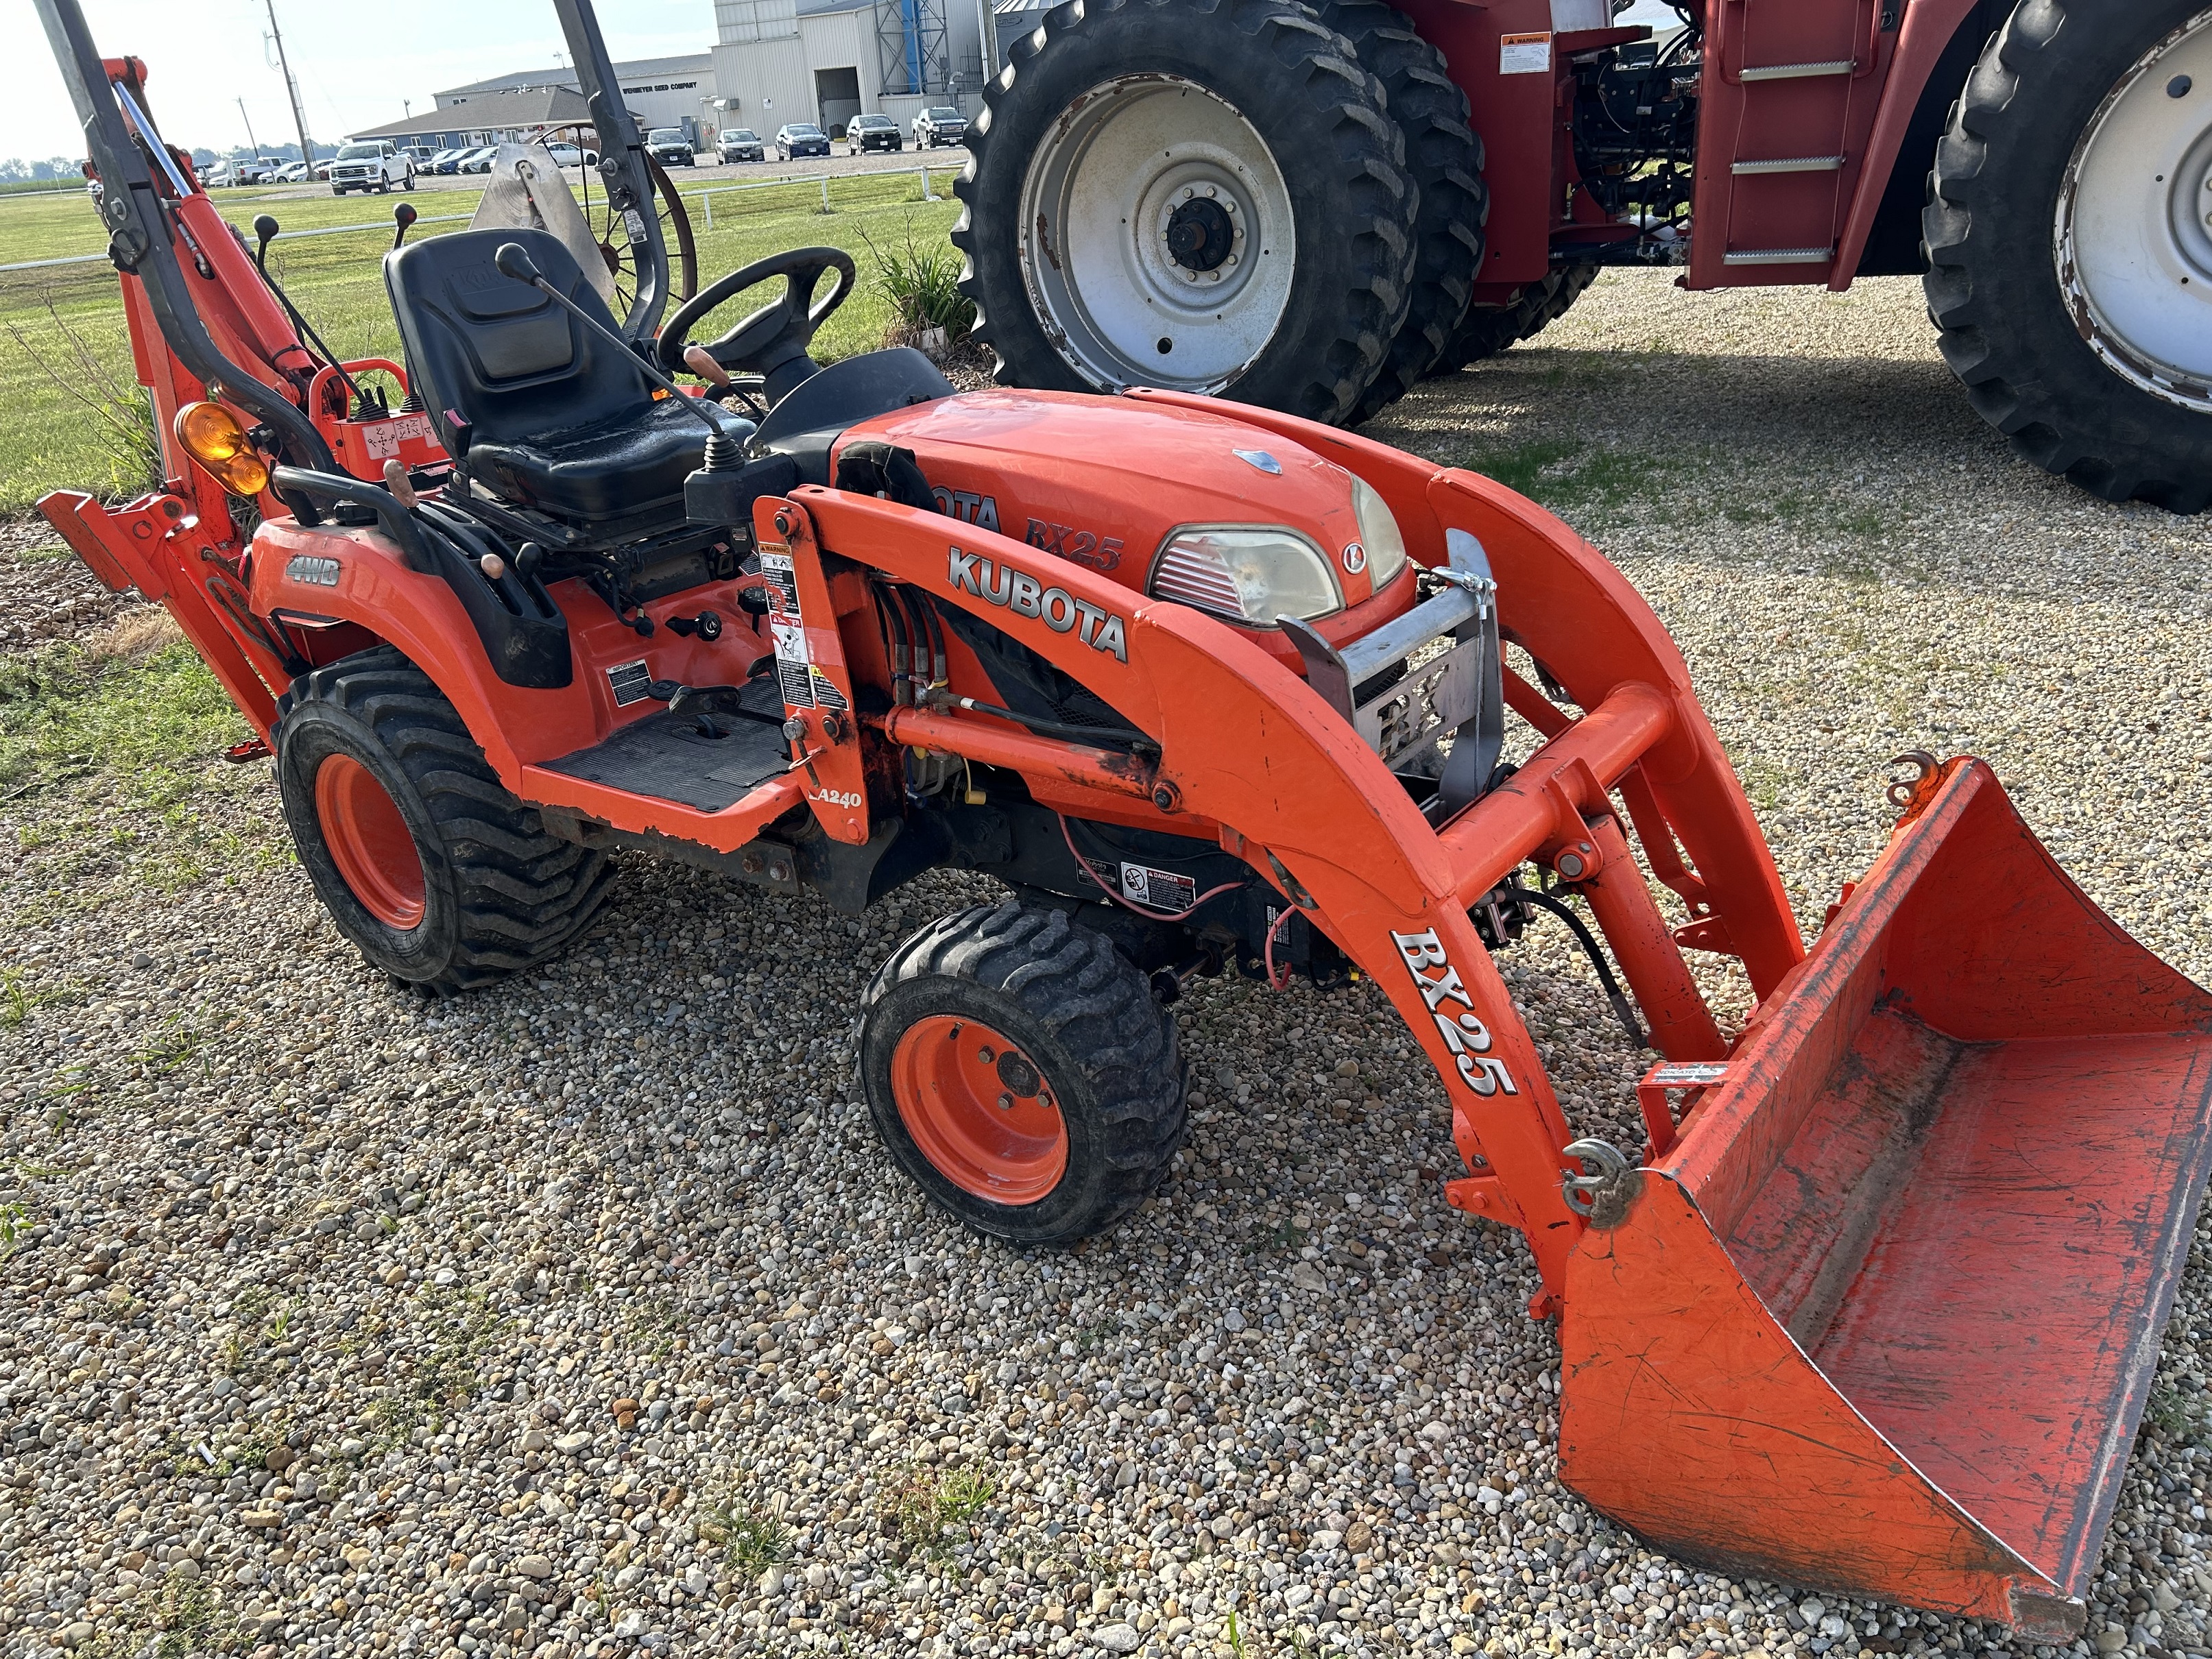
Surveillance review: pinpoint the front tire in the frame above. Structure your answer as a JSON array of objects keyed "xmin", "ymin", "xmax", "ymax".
[
  {"xmin": 1925, "ymin": 0, "xmax": 2212, "ymax": 512},
  {"xmin": 954, "ymin": 0, "xmax": 1416, "ymax": 424},
  {"xmin": 275, "ymin": 646, "xmax": 615, "ymax": 993},
  {"xmin": 857, "ymin": 901, "xmax": 1186, "ymax": 1246}
]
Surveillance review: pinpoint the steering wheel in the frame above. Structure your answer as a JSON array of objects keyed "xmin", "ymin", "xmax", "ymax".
[{"xmin": 656, "ymin": 247, "xmax": 856, "ymax": 398}]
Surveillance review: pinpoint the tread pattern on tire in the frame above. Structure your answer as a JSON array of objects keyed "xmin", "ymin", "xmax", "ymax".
[
  {"xmin": 1923, "ymin": 0, "xmax": 2212, "ymax": 512},
  {"xmin": 953, "ymin": 0, "xmax": 1417, "ymax": 425},
  {"xmin": 1429, "ymin": 261, "xmax": 1597, "ymax": 376},
  {"xmin": 861, "ymin": 899, "xmax": 1186, "ymax": 1239},
  {"xmin": 1323, "ymin": 0, "xmax": 1489, "ymax": 424},
  {"xmin": 277, "ymin": 646, "xmax": 614, "ymax": 990}
]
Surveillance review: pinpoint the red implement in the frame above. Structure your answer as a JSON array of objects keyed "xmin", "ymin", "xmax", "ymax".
[{"xmin": 1562, "ymin": 760, "xmax": 2212, "ymax": 1636}]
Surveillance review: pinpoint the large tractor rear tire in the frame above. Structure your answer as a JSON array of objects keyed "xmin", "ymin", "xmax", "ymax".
[
  {"xmin": 953, "ymin": 0, "xmax": 1417, "ymax": 424},
  {"xmin": 1925, "ymin": 0, "xmax": 2212, "ymax": 513},
  {"xmin": 856, "ymin": 900, "xmax": 1186, "ymax": 1246},
  {"xmin": 1321, "ymin": 0, "xmax": 1487, "ymax": 425},
  {"xmin": 275, "ymin": 646, "xmax": 614, "ymax": 993},
  {"xmin": 1428, "ymin": 262, "xmax": 1598, "ymax": 376}
]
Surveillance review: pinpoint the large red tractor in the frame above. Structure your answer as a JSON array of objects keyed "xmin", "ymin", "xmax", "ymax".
[
  {"xmin": 33, "ymin": 0, "xmax": 2212, "ymax": 1634},
  {"xmin": 954, "ymin": 0, "xmax": 2212, "ymax": 511}
]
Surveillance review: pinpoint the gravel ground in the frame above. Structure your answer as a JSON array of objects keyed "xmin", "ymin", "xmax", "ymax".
[{"xmin": 2, "ymin": 269, "xmax": 2211, "ymax": 1659}]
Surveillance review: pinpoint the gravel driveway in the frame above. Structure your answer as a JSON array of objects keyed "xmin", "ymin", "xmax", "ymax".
[{"xmin": 1, "ymin": 269, "xmax": 2209, "ymax": 1659}]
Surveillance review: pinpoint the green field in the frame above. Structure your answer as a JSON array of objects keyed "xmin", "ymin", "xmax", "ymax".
[{"xmin": 0, "ymin": 171, "xmax": 964, "ymax": 515}]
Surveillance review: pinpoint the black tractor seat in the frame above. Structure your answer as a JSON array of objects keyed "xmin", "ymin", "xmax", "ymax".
[{"xmin": 386, "ymin": 227, "xmax": 751, "ymax": 527}]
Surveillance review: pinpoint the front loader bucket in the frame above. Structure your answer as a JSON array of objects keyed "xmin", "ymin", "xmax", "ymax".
[{"xmin": 1560, "ymin": 760, "xmax": 2212, "ymax": 1637}]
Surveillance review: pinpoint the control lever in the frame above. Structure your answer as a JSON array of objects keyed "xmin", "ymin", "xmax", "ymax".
[
  {"xmin": 392, "ymin": 202, "xmax": 417, "ymax": 251},
  {"xmin": 494, "ymin": 243, "xmax": 743, "ymax": 471},
  {"xmin": 682, "ymin": 343, "xmax": 767, "ymax": 420},
  {"xmin": 253, "ymin": 213, "xmax": 377, "ymax": 419},
  {"xmin": 665, "ymin": 609, "xmax": 723, "ymax": 641}
]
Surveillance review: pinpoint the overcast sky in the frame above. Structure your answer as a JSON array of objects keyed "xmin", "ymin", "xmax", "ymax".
[
  {"xmin": 1, "ymin": 0, "xmax": 1686, "ymax": 165},
  {"xmin": 2, "ymin": 0, "xmax": 714, "ymax": 162}
]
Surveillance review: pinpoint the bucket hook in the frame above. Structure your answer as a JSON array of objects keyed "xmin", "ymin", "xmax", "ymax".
[{"xmin": 1561, "ymin": 1138, "xmax": 1641, "ymax": 1228}]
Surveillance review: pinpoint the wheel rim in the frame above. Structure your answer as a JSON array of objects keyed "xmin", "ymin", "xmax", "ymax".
[
  {"xmin": 2058, "ymin": 8, "xmax": 2212, "ymax": 409},
  {"xmin": 1018, "ymin": 74, "xmax": 1295, "ymax": 392},
  {"xmin": 890, "ymin": 1015, "xmax": 1068, "ymax": 1204},
  {"xmin": 315, "ymin": 753, "xmax": 426, "ymax": 930}
]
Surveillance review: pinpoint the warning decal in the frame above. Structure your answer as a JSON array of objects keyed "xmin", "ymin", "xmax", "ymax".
[
  {"xmin": 758, "ymin": 549, "xmax": 801, "ymax": 616},
  {"xmin": 1500, "ymin": 30, "xmax": 1552, "ymax": 73},
  {"xmin": 1121, "ymin": 862, "xmax": 1198, "ymax": 912},
  {"xmin": 606, "ymin": 659, "xmax": 653, "ymax": 706}
]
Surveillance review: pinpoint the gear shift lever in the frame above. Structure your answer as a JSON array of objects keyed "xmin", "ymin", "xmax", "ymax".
[{"xmin": 494, "ymin": 242, "xmax": 741, "ymax": 470}]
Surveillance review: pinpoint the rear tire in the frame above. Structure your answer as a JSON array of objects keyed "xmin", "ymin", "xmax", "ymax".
[
  {"xmin": 275, "ymin": 646, "xmax": 615, "ymax": 993},
  {"xmin": 1924, "ymin": 0, "xmax": 2212, "ymax": 512},
  {"xmin": 1428, "ymin": 261, "xmax": 1598, "ymax": 375},
  {"xmin": 1321, "ymin": 0, "xmax": 1488, "ymax": 424},
  {"xmin": 856, "ymin": 900, "xmax": 1186, "ymax": 1246},
  {"xmin": 954, "ymin": 0, "xmax": 1416, "ymax": 424}
]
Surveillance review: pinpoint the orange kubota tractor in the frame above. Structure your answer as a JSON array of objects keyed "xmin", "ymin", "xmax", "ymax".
[
  {"xmin": 34, "ymin": 0, "xmax": 2212, "ymax": 1634},
  {"xmin": 952, "ymin": 0, "xmax": 2212, "ymax": 511}
]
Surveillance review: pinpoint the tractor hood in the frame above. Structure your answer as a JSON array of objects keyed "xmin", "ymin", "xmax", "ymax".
[{"xmin": 841, "ymin": 388, "xmax": 1417, "ymax": 665}]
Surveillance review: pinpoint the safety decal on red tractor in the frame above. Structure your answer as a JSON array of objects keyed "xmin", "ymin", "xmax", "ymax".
[
  {"xmin": 1391, "ymin": 928, "xmax": 1519, "ymax": 1097},
  {"xmin": 946, "ymin": 546, "xmax": 1129, "ymax": 662}
]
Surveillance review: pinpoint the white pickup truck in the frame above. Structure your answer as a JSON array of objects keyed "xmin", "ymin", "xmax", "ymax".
[{"xmin": 329, "ymin": 140, "xmax": 414, "ymax": 195}]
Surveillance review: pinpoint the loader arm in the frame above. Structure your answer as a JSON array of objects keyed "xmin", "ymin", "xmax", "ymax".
[{"xmin": 791, "ymin": 463, "xmax": 1809, "ymax": 1305}]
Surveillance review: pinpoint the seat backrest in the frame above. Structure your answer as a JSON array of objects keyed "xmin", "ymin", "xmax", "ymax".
[{"xmin": 385, "ymin": 227, "xmax": 651, "ymax": 452}]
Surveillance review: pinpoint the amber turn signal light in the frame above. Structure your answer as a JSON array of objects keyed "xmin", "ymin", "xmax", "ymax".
[{"xmin": 173, "ymin": 401, "xmax": 270, "ymax": 496}]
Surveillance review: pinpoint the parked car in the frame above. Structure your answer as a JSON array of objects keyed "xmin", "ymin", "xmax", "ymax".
[
  {"xmin": 313, "ymin": 159, "xmax": 333, "ymax": 180},
  {"xmin": 229, "ymin": 155, "xmax": 288, "ymax": 184},
  {"xmin": 401, "ymin": 146, "xmax": 437, "ymax": 172},
  {"xmin": 432, "ymin": 147, "xmax": 475, "ymax": 174},
  {"xmin": 542, "ymin": 142, "xmax": 598, "ymax": 168},
  {"xmin": 274, "ymin": 161, "xmax": 309, "ymax": 183},
  {"xmin": 457, "ymin": 147, "xmax": 500, "ymax": 174},
  {"xmin": 715, "ymin": 128, "xmax": 763, "ymax": 164},
  {"xmin": 775, "ymin": 123, "xmax": 830, "ymax": 160},
  {"xmin": 330, "ymin": 139, "xmax": 414, "ymax": 195},
  {"xmin": 847, "ymin": 112, "xmax": 901, "ymax": 154},
  {"xmin": 202, "ymin": 162, "xmax": 237, "ymax": 187},
  {"xmin": 644, "ymin": 127, "xmax": 695, "ymax": 167},
  {"xmin": 913, "ymin": 105, "xmax": 966, "ymax": 148}
]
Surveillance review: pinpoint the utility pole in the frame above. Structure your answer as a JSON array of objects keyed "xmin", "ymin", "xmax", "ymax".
[
  {"xmin": 237, "ymin": 97, "xmax": 262, "ymax": 159},
  {"xmin": 976, "ymin": 0, "xmax": 997, "ymax": 85},
  {"xmin": 263, "ymin": 0, "xmax": 317, "ymax": 166}
]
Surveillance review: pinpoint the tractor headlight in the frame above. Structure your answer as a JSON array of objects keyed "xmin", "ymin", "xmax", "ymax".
[
  {"xmin": 1148, "ymin": 526, "xmax": 1341, "ymax": 627},
  {"xmin": 1350, "ymin": 476, "xmax": 1408, "ymax": 590}
]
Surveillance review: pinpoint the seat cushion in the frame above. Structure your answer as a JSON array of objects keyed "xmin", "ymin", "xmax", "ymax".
[{"xmin": 464, "ymin": 394, "xmax": 752, "ymax": 522}]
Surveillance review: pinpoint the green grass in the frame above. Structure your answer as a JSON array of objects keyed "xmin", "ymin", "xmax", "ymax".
[
  {"xmin": 885, "ymin": 1463, "xmax": 994, "ymax": 1558},
  {"xmin": 701, "ymin": 1496, "xmax": 791, "ymax": 1577},
  {"xmin": 0, "ymin": 638, "xmax": 251, "ymax": 804},
  {"xmin": 1450, "ymin": 437, "xmax": 1667, "ymax": 513},
  {"xmin": 0, "ymin": 173, "xmax": 961, "ymax": 514}
]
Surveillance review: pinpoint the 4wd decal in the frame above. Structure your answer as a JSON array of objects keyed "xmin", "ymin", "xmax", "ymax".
[
  {"xmin": 1026, "ymin": 518, "xmax": 1124, "ymax": 572},
  {"xmin": 933, "ymin": 487, "xmax": 1000, "ymax": 532},
  {"xmin": 1390, "ymin": 928, "xmax": 1519, "ymax": 1097},
  {"xmin": 947, "ymin": 546, "xmax": 1129, "ymax": 662}
]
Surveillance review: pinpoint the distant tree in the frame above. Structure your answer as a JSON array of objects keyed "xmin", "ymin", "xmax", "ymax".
[
  {"xmin": 29, "ymin": 157, "xmax": 78, "ymax": 180},
  {"xmin": 0, "ymin": 158, "xmax": 28, "ymax": 182}
]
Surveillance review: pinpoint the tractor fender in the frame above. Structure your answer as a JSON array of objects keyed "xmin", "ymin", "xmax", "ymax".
[
  {"xmin": 248, "ymin": 520, "xmax": 599, "ymax": 784},
  {"xmin": 1832, "ymin": 0, "xmax": 1995, "ymax": 285}
]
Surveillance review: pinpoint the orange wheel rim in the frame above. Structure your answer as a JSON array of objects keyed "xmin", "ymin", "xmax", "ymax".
[
  {"xmin": 315, "ymin": 753, "xmax": 426, "ymax": 929},
  {"xmin": 890, "ymin": 1015, "xmax": 1068, "ymax": 1204}
]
